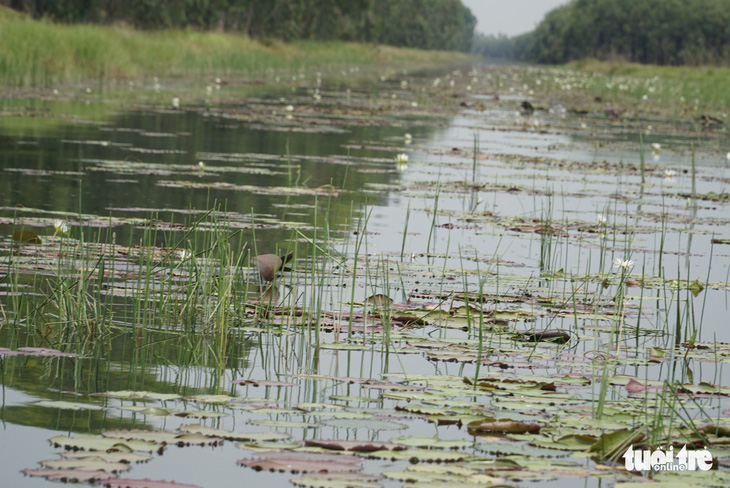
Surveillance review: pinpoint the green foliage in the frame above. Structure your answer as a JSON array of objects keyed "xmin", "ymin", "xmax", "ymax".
[
  {"xmin": 0, "ymin": 0, "xmax": 476, "ymax": 52},
  {"xmin": 526, "ymin": 0, "xmax": 730, "ymax": 65}
]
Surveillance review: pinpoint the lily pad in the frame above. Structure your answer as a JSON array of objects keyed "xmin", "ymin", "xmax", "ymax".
[{"xmin": 237, "ymin": 451, "xmax": 362, "ymax": 473}]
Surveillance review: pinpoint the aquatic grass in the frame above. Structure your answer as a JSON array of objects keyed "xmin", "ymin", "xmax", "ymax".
[
  {"xmin": 400, "ymin": 201, "xmax": 411, "ymax": 263},
  {"xmin": 639, "ymin": 132, "xmax": 646, "ymax": 185},
  {"xmin": 538, "ymin": 199, "xmax": 554, "ymax": 272}
]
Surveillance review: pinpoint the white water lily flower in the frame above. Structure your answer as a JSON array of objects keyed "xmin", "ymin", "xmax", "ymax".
[
  {"xmin": 285, "ymin": 104, "xmax": 294, "ymax": 112},
  {"xmin": 613, "ymin": 258, "xmax": 635, "ymax": 270},
  {"xmin": 172, "ymin": 97, "xmax": 180, "ymax": 109},
  {"xmin": 53, "ymin": 219, "xmax": 69, "ymax": 235},
  {"xmin": 404, "ymin": 133, "xmax": 412, "ymax": 144},
  {"xmin": 395, "ymin": 153, "xmax": 409, "ymax": 171},
  {"xmin": 596, "ymin": 215, "xmax": 607, "ymax": 225},
  {"xmin": 651, "ymin": 143, "xmax": 661, "ymax": 152},
  {"xmin": 664, "ymin": 169, "xmax": 676, "ymax": 178}
]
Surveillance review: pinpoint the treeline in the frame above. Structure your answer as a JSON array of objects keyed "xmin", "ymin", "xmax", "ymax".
[
  {"xmin": 472, "ymin": 0, "xmax": 730, "ymax": 66},
  {"xmin": 526, "ymin": 0, "xmax": 730, "ymax": 65},
  {"xmin": 0, "ymin": 0, "xmax": 476, "ymax": 51}
]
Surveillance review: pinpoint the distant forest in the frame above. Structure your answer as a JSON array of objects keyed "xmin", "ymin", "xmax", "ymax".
[
  {"xmin": 473, "ymin": 0, "xmax": 730, "ymax": 66},
  {"xmin": 0, "ymin": 0, "xmax": 476, "ymax": 52}
]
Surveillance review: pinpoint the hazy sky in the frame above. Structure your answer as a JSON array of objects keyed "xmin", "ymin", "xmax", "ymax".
[{"xmin": 461, "ymin": 0, "xmax": 571, "ymax": 36}]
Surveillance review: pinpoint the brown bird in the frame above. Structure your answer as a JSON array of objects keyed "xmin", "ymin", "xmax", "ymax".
[{"xmin": 255, "ymin": 250, "xmax": 294, "ymax": 282}]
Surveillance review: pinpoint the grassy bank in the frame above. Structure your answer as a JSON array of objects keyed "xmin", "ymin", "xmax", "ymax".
[
  {"xmin": 0, "ymin": 6, "xmax": 473, "ymax": 87},
  {"xmin": 568, "ymin": 58, "xmax": 730, "ymax": 111}
]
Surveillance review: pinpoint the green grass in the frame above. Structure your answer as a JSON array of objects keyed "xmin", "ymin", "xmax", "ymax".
[
  {"xmin": 567, "ymin": 58, "xmax": 730, "ymax": 110},
  {"xmin": 0, "ymin": 6, "xmax": 473, "ymax": 87}
]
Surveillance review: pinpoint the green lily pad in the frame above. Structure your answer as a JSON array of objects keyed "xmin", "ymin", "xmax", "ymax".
[
  {"xmin": 49, "ymin": 435, "xmax": 163, "ymax": 454},
  {"xmin": 36, "ymin": 400, "xmax": 105, "ymax": 411}
]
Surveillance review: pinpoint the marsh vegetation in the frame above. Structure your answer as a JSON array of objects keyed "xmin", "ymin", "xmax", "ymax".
[{"xmin": 1, "ymin": 49, "xmax": 730, "ymax": 488}]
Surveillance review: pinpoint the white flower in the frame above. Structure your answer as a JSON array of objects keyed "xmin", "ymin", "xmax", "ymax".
[
  {"xmin": 395, "ymin": 153, "xmax": 409, "ymax": 171},
  {"xmin": 198, "ymin": 161, "xmax": 206, "ymax": 171},
  {"xmin": 596, "ymin": 215, "xmax": 607, "ymax": 225},
  {"xmin": 651, "ymin": 143, "xmax": 661, "ymax": 152},
  {"xmin": 285, "ymin": 104, "xmax": 294, "ymax": 112},
  {"xmin": 411, "ymin": 101, "xmax": 418, "ymax": 108},
  {"xmin": 726, "ymin": 152, "xmax": 730, "ymax": 161},
  {"xmin": 53, "ymin": 219, "xmax": 69, "ymax": 235},
  {"xmin": 664, "ymin": 169, "xmax": 676, "ymax": 179},
  {"xmin": 613, "ymin": 258, "xmax": 634, "ymax": 270},
  {"xmin": 172, "ymin": 97, "xmax": 180, "ymax": 109},
  {"xmin": 404, "ymin": 133, "xmax": 412, "ymax": 144}
]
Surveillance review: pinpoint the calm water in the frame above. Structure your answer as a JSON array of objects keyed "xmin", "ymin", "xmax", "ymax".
[{"xmin": 1, "ymin": 65, "xmax": 729, "ymax": 487}]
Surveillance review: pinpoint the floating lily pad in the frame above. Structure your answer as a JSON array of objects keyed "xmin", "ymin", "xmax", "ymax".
[
  {"xmin": 94, "ymin": 391, "xmax": 182, "ymax": 402},
  {"xmin": 13, "ymin": 229, "xmax": 42, "ymax": 244},
  {"xmin": 238, "ymin": 451, "xmax": 362, "ymax": 473},
  {"xmin": 22, "ymin": 468, "xmax": 117, "ymax": 482},
  {"xmin": 40, "ymin": 457, "xmax": 130, "ymax": 473},
  {"xmin": 49, "ymin": 435, "xmax": 163, "ymax": 454},
  {"xmin": 291, "ymin": 472, "xmax": 383, "ymax": 488},
  {"xmin": 61, "ymin": 451, "xmax": 152, "ymax": 464},
  {"xmin": 304, "ymin": 439, "xmax": 406, "ymax": 452},
  {"xmin": 365, "ymin": 448, "xmax": 468, "ymax": 463},
  {"xmin": 320, "ymin": 418, "xmax": 408, "ymax": 431},
  {"xmin": 103, "ymin": 478, "xmax": 203, "ymax": 488},
  {"xmin": 36, "ymin": 400, "xmax": 105, "ymax": 411},
  {"xmin": 389, "ymin": 436, "xmax": 473, "ymax": 450},
  {"xmin": 234, "ymin": 379, "xmax": 297, "ymax": 387}
]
